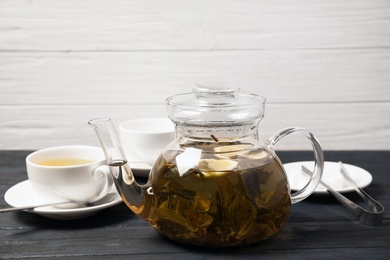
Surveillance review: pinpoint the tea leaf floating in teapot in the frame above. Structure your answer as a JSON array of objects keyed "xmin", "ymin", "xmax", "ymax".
[
  {"xmin": 176, "ymin": 148, "xmax": 202, "ymax": 177},
  {"xmin": 199, "ymin": 159, "xmax": 238, "ymax": 171},
  {"xmin": 211, "ymin": 134, "xmax": 219, "ymax": 142},
  {"xmin": 213, "ymin": 144, "xmax": 252, "ymax": 159}
]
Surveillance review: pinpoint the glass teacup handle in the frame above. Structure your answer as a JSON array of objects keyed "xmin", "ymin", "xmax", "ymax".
[{"xmin": 268, "ymin": 127, "xmax": 324, "ymax": 204}]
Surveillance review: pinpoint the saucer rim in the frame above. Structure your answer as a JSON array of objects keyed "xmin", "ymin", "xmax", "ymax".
[
  {"xmin": 128, "ymin": 161, "xmax": 152, "ymax": 171},
  {"xmin": 127, "ymin": 162, "xmax": 151, "ymax": 177},
  {"xmin": 4, "ymin": 180, "xmax": 122, "ymax": 219},
  {"xmin": 284, "ymin": 161, "xmax": 373, "ymax": 195}
]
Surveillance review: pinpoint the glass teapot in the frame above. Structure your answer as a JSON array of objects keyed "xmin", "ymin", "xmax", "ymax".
[{"xmin": 89, "ymin": 85, "xmax": 324, "ymax": 247}]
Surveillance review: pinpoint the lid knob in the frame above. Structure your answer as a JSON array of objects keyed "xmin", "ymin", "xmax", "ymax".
[{"xmin": 193, "ymin": 84, "xmax": 239, "ymax": 105}]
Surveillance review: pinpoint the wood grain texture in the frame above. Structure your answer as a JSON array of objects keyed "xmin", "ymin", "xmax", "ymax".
[
  {"xmin": 1, "ymin": 103, "xmax": 389, "ymax": 150},
  {"xmin": 1, "ymin": 151, "xmax": 389, "ymax": 258},
  {"xmin": 1, "ymin": 0, "xmax": 389, "ymax": 50},
  {"xmin": 0, "ymin": 0, "xmax": 389, "ymax": 150},
  {"xmin": 0, "ymin": 50, "xmax": 389, "ymax": 104}
]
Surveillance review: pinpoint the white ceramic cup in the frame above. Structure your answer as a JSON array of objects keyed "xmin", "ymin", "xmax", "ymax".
[
  {"xmin": 26, "ymin": 145, "xmax": 113, "ymax": 204},
  {"xmin": 119, "ymin": 118, "xmax": 175, "ymax": 165}
]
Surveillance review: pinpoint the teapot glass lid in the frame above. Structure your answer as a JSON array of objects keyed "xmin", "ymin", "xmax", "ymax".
[{"xmin": 166, "ymin": 83, "xmax": 266, "ymax": 126}]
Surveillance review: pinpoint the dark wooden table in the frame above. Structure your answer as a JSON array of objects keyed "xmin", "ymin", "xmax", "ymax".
[{"xmin": 1, "ymin": 150, "xmax": 389, "ymax": 259}]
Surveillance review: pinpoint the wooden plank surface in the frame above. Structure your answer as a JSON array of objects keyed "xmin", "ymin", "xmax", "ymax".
[
  {"xmin": 1, "ymin": 102, "xmax": 389, "ymax": 150},
  {"xmin": 0, "ymin": 50, "xmax": 389, "ymax": 104},
  {"xmin": 0, "ymin": 150, "xmax": 389, "ymax": 259},
  {"xmin": 0, "ymin": 0, "xmax": 389, "ymax": 150},
  {"xmin": 1, "ymin": 0, "xmax": 389, "ymax": 50}
]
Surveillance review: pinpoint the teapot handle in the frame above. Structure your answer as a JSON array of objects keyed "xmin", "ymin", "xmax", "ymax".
[{"xmin": 268, "ymin": 127, "xmax": 324, "ymax": 204}]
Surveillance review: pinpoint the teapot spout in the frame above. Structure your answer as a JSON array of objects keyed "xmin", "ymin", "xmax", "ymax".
[{"xmin": 88, "ymin": 118, "xmax": 147, "ymax": 214}]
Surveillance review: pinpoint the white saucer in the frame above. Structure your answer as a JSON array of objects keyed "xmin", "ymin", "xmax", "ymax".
[
  {"xmin": 4, "ymin": 180, "xmax": 122, "ymax": 220},
  {"xmin": 128, "ymin": 162, "xmax": 152, "ymax": 178},
  {"xmin": 284, "ymin": 161, "xmax": 373, "ymax": 195}
]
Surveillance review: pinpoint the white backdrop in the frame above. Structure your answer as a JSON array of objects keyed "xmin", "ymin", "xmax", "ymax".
[{"xmin": 0, "ymin": 0, "xmax": 389, "ymax": 150}]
